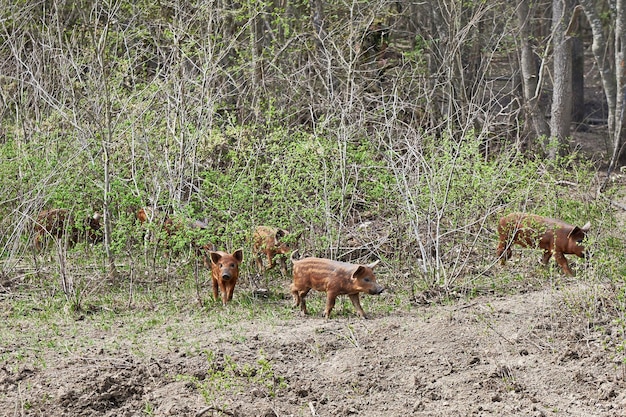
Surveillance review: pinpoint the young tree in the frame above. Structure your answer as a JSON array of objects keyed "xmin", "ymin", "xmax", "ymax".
[{"xmin": 580, "ymin": 0, "xmax": 626, "ymax": 177}]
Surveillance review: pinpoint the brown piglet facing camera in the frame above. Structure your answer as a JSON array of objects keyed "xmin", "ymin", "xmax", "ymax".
[
  {"xmin": 208, "ymin": 249, "xmax": 243, "ymax": 305},
  {"xmin": 290, "ymin": 250, "xmax": 384, "ymax": 319},
  {"xmin": 496, "ymin": 212, "xmax": 590, "ymax": 276}
]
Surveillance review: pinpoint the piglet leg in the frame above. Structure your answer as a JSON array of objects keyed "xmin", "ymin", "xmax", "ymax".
[{"xmin": 348, "ymin": 293, "xmax": 368, "ymax": 319}]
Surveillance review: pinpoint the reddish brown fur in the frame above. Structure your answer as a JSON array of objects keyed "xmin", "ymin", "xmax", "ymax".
[
  {"xmin": 209, "ymin": 249, "xmax": 243, "ymax": 305},
  {"xmin": 34, "ymin": 209, "xmax": 102, "ymax": 250},
  {"xmin": 252, "ymin": 226, "xmax": 294, "ymax": 277},
  {"xmin": 137, "ymin": 208, "xmax": 212, "ymax": 257},
  {"xmin": 136, "ymin": 208, "xmax": 174, "ymax": 235},
  {"xmin": 496, "ymin": 212, "xmax": 590, "ymax": 276},
  {"xmin": 290, "ymin": 250, "xmax": 383, "ymax": 319},
  {"xmin": 135, "ymin": 207, "xmax": 153, "ymax": 225},
  {"xmin": 136, "ymin": 207, "xmax": 173, "ymax": 253}
]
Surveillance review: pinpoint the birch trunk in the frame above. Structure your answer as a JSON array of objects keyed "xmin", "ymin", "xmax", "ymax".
[
  {"xmin": 580, "ymin": 0, "xmax": 626, "ymax": 173},
  {"xmin": 610, "ymin": 0, "xmax": 626, "ymax": 171},
  {"xmin": 517, "ymin": 0, "xmax": 550, "ymax": 152}
]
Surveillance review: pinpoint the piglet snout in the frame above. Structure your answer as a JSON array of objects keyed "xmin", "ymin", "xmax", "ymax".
[
  {"xmin": 369, "ymin": 285, "xmax": 384, "ymax": 295},
  {"xmin": 222, "ymin": 273, "xmax": 232, "ymax": 281}
]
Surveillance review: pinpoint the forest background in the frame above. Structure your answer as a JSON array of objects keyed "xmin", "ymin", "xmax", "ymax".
[{"xmin": 0, "ymin": 0, "xmax": 625, "ymax": 309}]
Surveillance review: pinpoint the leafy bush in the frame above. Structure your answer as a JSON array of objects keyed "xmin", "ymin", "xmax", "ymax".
[{"xmin": 381, "ymin": 131, "xmax": 608, "ymax": 291}]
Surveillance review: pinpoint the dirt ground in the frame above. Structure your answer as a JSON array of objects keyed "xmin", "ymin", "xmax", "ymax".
[{"xmin": 1, "ymin": 278, "xmax": 625, "ymax": 417}]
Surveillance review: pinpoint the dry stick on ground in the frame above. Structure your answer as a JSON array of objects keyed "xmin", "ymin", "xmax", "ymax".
[
  {"xmin": 195, "ymin": 406, "xmax": 235, "ymax": 417},
  {"xmin": 555, "ymin": 180, "xmax": 578, "ymax": 187},
  {"xmin": 484, "ymin": 320, "xmax": 515, "ymax": 345},
  {"xmin": 607, "ymin": 198, "xmax": 626, "ymax": 211},
  {"xmin": 596, "ymin": 191, "xmax": 626, "ymax": 211}
]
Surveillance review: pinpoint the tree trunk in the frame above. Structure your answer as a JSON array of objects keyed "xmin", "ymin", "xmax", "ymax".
[
  {"xmin": 580, "ymin": 0, "xmax": 626, "ymax": 175},
  {"xmin": 609, "ymin": 0, "xmax": 626, "ymax": 171},
  {"xmin": 101, "ymin": 136, "xmax": 118, "ymax": 281},
  {"xmin": 549, "ymin": 0, "xmax": 574, "ymax": 159},
  {"xmin": 517, "ymin": 0, "xmax": 550, "ymax": 152},
  {"xmin": 571, "ymin": 36, "xmax": 584, "ymax": 123}
]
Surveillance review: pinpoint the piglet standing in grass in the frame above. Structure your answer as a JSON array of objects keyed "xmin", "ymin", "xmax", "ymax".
[
  {"xmin": 496, "ymin": 212, "xmax": 590, "ymax": 276},
  {"xmin": 290, "ymin": 250, "xmax": 383, "ymax": 319},
  {"xmin": 208, "ymin": 249, "xmax": 243, "ymax": 305}
]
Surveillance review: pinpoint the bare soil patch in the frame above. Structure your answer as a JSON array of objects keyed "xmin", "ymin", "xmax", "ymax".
[{"xmin": 1, "ymin": 280, "xmax": 625, "ymax": 417}]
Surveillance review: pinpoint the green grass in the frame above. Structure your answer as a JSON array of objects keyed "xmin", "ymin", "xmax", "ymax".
[
  {"xmin": 2, "ymin": 174, "xmax": 624, "ymax": 376},
  {"xmin": 0, "ymin": 268, "xmax": 298, "ymax": 367}
]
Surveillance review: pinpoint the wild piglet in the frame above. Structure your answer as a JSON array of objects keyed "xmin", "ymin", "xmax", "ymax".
[
  {"xmin": 252, "ymin": 226, "xmax": 294, "ymax": 277},
  {"xmin": 290, "ymin": 250, "xmax": 383, "ymax": 319},
  {"xmin": 209, "ymin": 249, "xmax": 243, "ymax": 305},
  {"xmin": 34, "ymin": 209, "xmax": 102, "ymax": 250},
  {"xmin": 496, "ymin": 212, "xmax": 590, "ymax": 276}
]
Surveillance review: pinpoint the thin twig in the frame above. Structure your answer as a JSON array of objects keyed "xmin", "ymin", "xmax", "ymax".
[{"xmin": 195, "ymin": 406, "xmax": 235, "ymax": 417}]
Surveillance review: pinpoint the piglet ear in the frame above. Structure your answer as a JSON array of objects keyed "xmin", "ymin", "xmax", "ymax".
[
  {"xmin": 367, "ymin": 259, "xmax": 380, "ymax": 269},
  {"xmin": 581, "ymin": 221, "xmax": 591, "ymax": 232},
  {"xmin": 567, "ymin": 225, "xmax": 588, "ymax": 240},
  {"xmin": 210, "ymin": 251, "xmax": 222, "ymax": 265},
  {"xmin": 567, "ymin": 227, "xmax": 580, "ymax": 239},
  {"xmin": 233, "ymin": 248, "xmax": 244, "ymax": 263},
  {"xmin": 352, "ymin": 265, "xmax": 366, "ymax": 280}
]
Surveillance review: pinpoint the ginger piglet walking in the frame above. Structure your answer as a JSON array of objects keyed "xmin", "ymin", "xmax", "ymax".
[
  {"xmin": 496, "ymin": 212, "xmax": 590, "ymax": 276},
  {"xmin": 290, "ymin": 250, "xmax": 384, "ymax": 319}
]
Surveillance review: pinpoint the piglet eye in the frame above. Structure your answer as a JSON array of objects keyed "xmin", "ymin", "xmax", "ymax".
[{"xmin": 364, "ymin": 277, "xmax": 370, "ymax": 282}]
